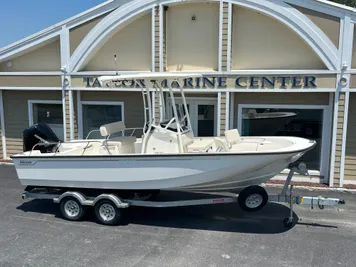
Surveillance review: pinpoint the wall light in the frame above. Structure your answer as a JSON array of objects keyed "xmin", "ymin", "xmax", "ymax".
[{"xmin": 192, "ymin": 15, "xmax": 196, "ymax": 21}]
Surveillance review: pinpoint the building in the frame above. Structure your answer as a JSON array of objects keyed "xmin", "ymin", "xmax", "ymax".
[{"xmin": 0, "ymin": 0, "xmax": 356, "ymax": 187}]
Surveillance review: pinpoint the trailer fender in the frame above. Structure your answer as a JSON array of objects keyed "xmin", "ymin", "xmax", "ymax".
[
  {"xmin": 53, "ymin": 191, "xmax": 87, "ymax": 205},
  {"xmin": 92, "ymin": 194, "xmax": 130, "ymax": 208}
]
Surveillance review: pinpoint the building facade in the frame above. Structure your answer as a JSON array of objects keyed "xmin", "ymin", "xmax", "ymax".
[{"xmin": 0, "ymin": 0, "xmax": 356, "ymax": 187}]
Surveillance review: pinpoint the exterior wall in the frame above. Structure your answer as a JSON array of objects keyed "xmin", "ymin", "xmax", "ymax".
[
  {"xmin": 221, "ymin": 3, "xmax": 229, "ymax": 72},
  {"xmin": 231, "ymin": 5, "xmax": 326, "ymax": 70},
  {"xmin": 220, "ymin": 93, "xmax": 226, "ymax": 136},
  {"xmin": 0, "ymin": 39, "xmax": 61, "ymax": 72},
  {"xmin": 292, "ymin": 5, "xmax": 340, "ymax": 48},
  {"xmin": 2, "ymin": 90, "xmax": 62, "ymax": 156},
  {"xmin": 69, "ymin": 14, "xmax": 107, "ymax": 56},
  {"xmin": 0, "ymin": 76, "xmax": 62, "ymax": 87},
  {"xmin": 80, "ymin": 92, "xmax": 144, "ymax": 130},
  {"xmin": 333, "ymin": 92, "xmax": 345, "ymax": 186},
  {"xmin": 345, "ymin": 93, "xmax": 356, "ymax": 182},
  {"xmin": 233, "ymin": 92, "xmax": 330, "ymax": 128},
  {"xmin": 166, "ymin": 3, "xmax": 219, "ymax": 71},
  {"xmin": 65, "ymin": 91, "xmax": 78, "ymax": 140},
  {"xmin": 154, "ymin": 7, "xmax": 160, "ymax": 72},
  {"xmin": 83, "ymin": 13, "xmax": 152, "ymax": 71}
]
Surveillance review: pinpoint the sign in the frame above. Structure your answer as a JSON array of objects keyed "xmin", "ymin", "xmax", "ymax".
[{"xmin": 82, "ymin": 75, "xmax": 318, "ymax": 89}]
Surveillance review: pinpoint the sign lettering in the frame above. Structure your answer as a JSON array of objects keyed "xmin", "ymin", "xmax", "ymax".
[{"xmin": 82, "ymin": 76, "xmax": 318, "ymax": 89}]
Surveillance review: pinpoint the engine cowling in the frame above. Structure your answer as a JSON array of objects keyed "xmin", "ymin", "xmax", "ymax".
[{"xmin": 23, "ymin": 122, "xmax": 60, "ymax": 153}]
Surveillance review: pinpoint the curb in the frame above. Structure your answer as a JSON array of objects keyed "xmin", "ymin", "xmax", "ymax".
[
  {"xmin": 0, "ymin": 162, "xmax": 14, "ymax": 166},
  {"xmin": 262, "ymin": 183, "xmax": 356, "ymax": 193}
]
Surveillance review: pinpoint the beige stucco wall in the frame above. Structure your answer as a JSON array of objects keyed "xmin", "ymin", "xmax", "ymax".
[
  {"xmin": 231, "ymin": 6, "xmax": 326, "ymax": 70},
  {"xmin": 70, "ymin": 14, "xmax": 107, "ymax": 56},
  {"xmin": 0, "ymin": 76, "xmax": 62, "ymax": 87},
  {"xmin": 166, "ymin": 3, "xmax": 219, "ymax": 71},
  {"xmin": 0, "ymin": 39, "xmax": 61, "ymax": 72},
  {"xmin": 3, "ymin": 90, "xmax": 62, "ymax": 156},
  {"xmin": 83, "ymin": 13, "xmax": 152, "ymax": 71},
  {"xmin": 292, "ymin": 5, "xmax": 340, "ymax": 48},
  {"xmin": 345, "ymin": 93, "xmax": 356, "ymax": 181}
]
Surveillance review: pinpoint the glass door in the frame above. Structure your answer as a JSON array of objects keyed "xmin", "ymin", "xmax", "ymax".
[
  {"xmin": 197, "ymin": 104, "xmax": 215, "ymax": 136},
  {"xmin": 168, "ymin": 98, "xmax": 217, "ymax": 136}
]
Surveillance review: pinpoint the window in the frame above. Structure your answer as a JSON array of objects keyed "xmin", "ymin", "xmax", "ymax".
[
  {"xmin": 29, "ymin": 101, "xmax": 64, "ymax": 141},
  {"xmin": 81, "ymin": 102, "xmax": 124, "ymax": 139},
  {"xmin": 239, "ymin": 105, "xmax": 329, "ymax": 172}
]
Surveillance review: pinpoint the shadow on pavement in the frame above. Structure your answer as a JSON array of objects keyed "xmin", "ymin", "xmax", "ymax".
[{"xmin": 17, "ymin": 197, "xmax": 298, "ymax": 234}]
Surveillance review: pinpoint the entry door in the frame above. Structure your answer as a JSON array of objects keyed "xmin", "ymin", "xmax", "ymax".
[{"xmin": 170, "ymin": 98, "xmax": 217, "ymax": 136}]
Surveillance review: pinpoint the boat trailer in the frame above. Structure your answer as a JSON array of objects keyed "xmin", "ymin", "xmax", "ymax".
[{"xmin": 21, "ymin": 163, "xmax": 345, "ymax": 227}]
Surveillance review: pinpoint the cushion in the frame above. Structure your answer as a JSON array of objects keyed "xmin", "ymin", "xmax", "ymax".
[
  {"xmin": 225, "ymin": 129, "xmax": 241, "ymax": 144},
  {"xmin": 100, "ymin": 121, "xmax": 126, "ymax": 137}
]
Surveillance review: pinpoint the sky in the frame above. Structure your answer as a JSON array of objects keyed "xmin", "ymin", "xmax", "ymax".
[{"xmin": 0, "ymin": 0, "xmax": 107, "ymax": 48}]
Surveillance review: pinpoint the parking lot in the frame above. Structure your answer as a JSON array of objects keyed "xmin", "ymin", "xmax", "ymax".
[{"xmin": 1, "ymin": 164, "xmax": 356, "ymax": 267}]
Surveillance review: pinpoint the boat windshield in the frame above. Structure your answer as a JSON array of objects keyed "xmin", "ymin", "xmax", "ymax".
[{"xmin": 160, "ymin": 104, "xmax": 189, "ymax": 132}]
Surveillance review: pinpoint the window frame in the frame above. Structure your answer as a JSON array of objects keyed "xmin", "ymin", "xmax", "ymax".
[
  {"xmin": 28, "ymin": 100, "xmax": 63, "ymax": 126},
  {"xmin": 78, "ymin": 101, "xmax": 125, "ymax": 139},
  {"xmin": 28, "ymin": 99, "xmax": 64, "ymax": 141},
  {"xmin": 237, "ymin": 103, "xmax": 332, "ymax": 182}
]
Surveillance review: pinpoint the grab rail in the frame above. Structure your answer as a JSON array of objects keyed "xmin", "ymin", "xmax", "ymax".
[
  {"xmin": 30, "ymin": 140, "xmax": 112, "ymax": 156},
  {"xmin": 85, "ymin": 127, "xmax": 143, "ymax": 139}
]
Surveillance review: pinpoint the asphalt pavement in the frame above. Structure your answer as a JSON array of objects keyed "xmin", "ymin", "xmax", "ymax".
[{"xmin": 0, "ymin": 164, "xmax": 356, "ymax": 267}]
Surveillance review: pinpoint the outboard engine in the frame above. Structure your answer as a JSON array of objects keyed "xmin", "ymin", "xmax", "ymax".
[{"xmin": 23, "ymin": 122, "xmax": 60, "ymax": 153}]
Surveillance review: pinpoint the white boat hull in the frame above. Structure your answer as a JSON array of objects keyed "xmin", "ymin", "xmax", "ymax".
[{"xmin": 13, "ymin": 150, "xmax": 305, "ymax": 193}]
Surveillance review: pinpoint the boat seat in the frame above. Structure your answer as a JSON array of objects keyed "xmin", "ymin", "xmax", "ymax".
[
  {"xmin": 224, "ymin": 129, "xmax": 242, "ymax": 148},
  {"xmin": 187, "ymin": 138, "xmax": 215, "ymax": 152},
  {"xmin": 100, "ymin": 121, "xmax": 126, "ymax": 137},
  {"xmin": 105, "ymin": 136, "xmax": 137, "ymax": 154}
]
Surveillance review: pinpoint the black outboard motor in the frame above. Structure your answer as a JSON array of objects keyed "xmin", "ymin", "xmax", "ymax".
[{"xmin": 23, "ymin": 122, "xmax": 60, "ymax": 153}]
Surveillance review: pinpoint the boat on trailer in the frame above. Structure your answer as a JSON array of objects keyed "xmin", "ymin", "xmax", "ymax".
[
  {"xmin": 12, "ymin": 73, "xmax": 315, "ymax": 193},
  {"xmin": 12, "ymin": 73, "xmax": 343, "ymax": 226}
]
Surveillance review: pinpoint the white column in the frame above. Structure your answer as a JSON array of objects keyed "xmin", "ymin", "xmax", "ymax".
[
  {"xmin": 229, "ymin": 92, "xmax": 234, "ymax": 129},
  {"xmin": 225, "ymin": 92, "xmax": 230, "ymax": 131},
  {"xmin": 77, "ymin": 91, "xmax": 83, "ymax": 139},
  {"xmin": 151, "ymin": 7, "xmax": 156, "ymax": 72},
  {"xmin": 0, "ymin": 90, "xmax": 7, "ymax": 159},
  {"xmin": 60, "ymin": 26, "xmax": 71, "ymax": 141},
  {"xmin": 218, "ymin": 0, "xmax": 223, "ymax": 72},
  {"xmin": 217, "ymin": 92, "xmax": 221, "ymax": 136},
  {"xmin": 339, "ymin": 16, "xmax": 354, "ymax": 187},
  {"xmin": 227, "ymin": 1, "xmax": 232, "ymax": 71},
  {"xmin": 159, "ymin": 3, "xmax": 164, "ymax": 73}
]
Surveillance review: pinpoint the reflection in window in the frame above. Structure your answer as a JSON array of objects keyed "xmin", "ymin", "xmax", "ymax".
[
  {"xmin": 33, "ymin": 103, "xmax": 64, "ymax": 141},
  {"xmin": 241, "ymin": 108, "xmax": 323, "ymax": 170},
  {"xmin": 83, "ymin": 104, "xmax": 123, "ymax": 139}
]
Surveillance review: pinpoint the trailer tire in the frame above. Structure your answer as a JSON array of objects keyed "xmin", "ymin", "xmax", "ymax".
[
  {"xmin": 94, "ymin": 200, "xmax": 125, "ymax": 226},
  {"xmin": 238, "ymin": 185, "xmax": 268, "ymax": 212},
  {"xmin": 60, "ymin": 197, "xmax": 86, "ymax": 221}
]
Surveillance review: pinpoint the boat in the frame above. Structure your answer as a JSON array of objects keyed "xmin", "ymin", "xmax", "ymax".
[
  {"xmin": 11, "ymin": 73, "xmax": 316, "ymax": 193},
  {"xmin": 242, "ymin": 109, "xmax": 297, "ymax": 136}
]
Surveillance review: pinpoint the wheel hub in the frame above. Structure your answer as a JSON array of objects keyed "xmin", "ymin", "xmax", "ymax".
[
  {"xmin": 245, "ymin": 194, "xmax": 263, "ymax": 209},
  {"xmin": 64, "ymin": 200, "xmax": 80, "ymax": 218},
  {"xmin": 99, "ymin": 204, "xmax": 116, "ymax": 221}
]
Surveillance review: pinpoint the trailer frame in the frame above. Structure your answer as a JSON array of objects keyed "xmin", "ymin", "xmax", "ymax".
[{"xmin": 21, "ymin": 163, "xmax": 345, "ymax": 227}]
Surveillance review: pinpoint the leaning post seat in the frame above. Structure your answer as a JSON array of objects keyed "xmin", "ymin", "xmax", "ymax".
[
  {"xmin": 224, "ymin": 129, "xmax": 242, "ymax": 148},
  {"xmin": 99, "ymin": 121, "xmax": 137, "ymax": 154}
]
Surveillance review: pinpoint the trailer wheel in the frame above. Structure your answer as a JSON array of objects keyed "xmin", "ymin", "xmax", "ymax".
[
  {"xmin": 60, "ymin": 197, "xmax": 86, "ymax": 221},
  {"xmin": 238, "ymin": 185, "xmax": 268, "ymax": 212},
  {"xmin": 94, "ymin": 200, "xmax": 124, "ymax": 226}
]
